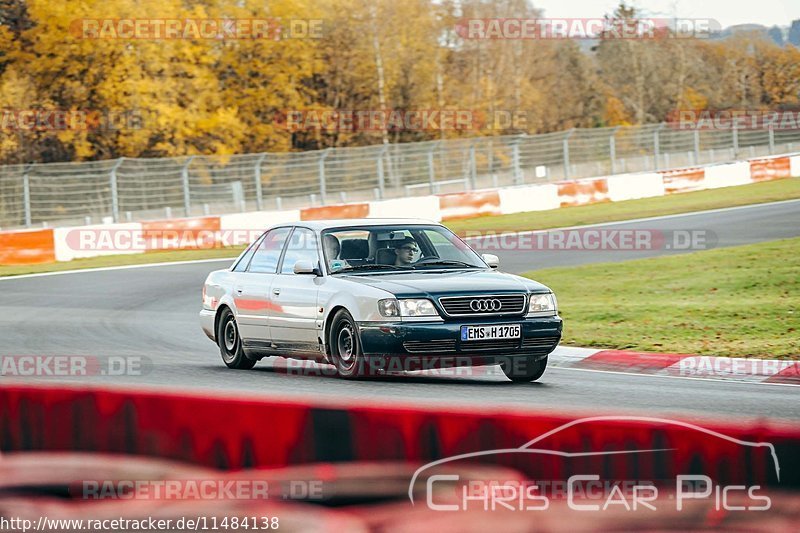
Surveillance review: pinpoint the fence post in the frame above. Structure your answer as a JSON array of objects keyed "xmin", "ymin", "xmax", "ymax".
[
  {"xmin": 732, "ymin": 124, "xmax": 739, "ymax": 157},
  {"xmin": 109, "ymin": 158, "xmax": 123, "ymax": 223},
  {"xmin": 609, "ymin": 126, "xmax": 619, "ymax": 174},
  {"xmin": 376, "ymin": 145, "xmax": 388, "ymax": 199},
  {"xmin": 512, "ymin": 137, "xmax": 522, "ymax": 184},
  {"xmin": 768, "ymin": 123, "xmax": 775, "ymax": 155},
  {"xmin": 318, "ymin": 149, "xmax": 331, "ymax": 205},
  {"xmin": 182, "ymin": 156, "xmax": 194, "ymax": 217},
  {"xmin": 694, "ymin": 129, "xmax": 701, "ymax": 164},
  {"xmin": 427, "ymin": 143, "xmax": 436, "ymax": 193},
  {"xmin": 654, "ymin": 123, "xmax": 666, "ymax": 170},
  {"xmin": 22, "ymin": 165, "xmax": 32, "ymax": 227},
  {"xmin": 468, "ymin": 143, "xmax": 477, "ymax": 189},
  {"xmin": 254, "ymin": 153, "xmax": 267, "ymax": 211},
  {"xmin": 563, "ymin": 129, "xmax": 575, "ymax": 179}
]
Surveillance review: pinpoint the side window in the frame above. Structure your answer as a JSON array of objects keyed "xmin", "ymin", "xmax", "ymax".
[
  {"xmin": 232, "ymin": 233, "xmax": 266, "ymax": 272},
  {"xmin": 249, "ymin": 228, "xmax": 291, "ymax": 273},
  {"xmin": 280, "ymin": 228, "xmax": 319, "ymax": 274}
]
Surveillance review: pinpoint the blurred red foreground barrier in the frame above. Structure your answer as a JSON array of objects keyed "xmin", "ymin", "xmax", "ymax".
[{"xmin": 0, "ymin": 384, "xmax": 798, "ymax": 490}]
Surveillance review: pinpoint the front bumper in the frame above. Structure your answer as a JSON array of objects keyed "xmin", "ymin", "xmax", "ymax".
[
  {"xmin": 200, "ymin": 309, "xmax": 216, "ymax": 342},
  {"xmin": 357, "ymin": 315, "xmax": 562, "ymax": 369}
]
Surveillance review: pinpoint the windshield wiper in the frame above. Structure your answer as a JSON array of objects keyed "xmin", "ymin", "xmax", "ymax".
[
  {"xmin": 413, "ymin": 259, "xmax": 480, "ymax": 269},
  {"xmin": 336, "ymin": 264, "xmax": 412, "ymax": 273}
]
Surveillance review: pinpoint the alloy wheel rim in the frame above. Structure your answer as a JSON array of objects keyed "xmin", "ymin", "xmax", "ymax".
[
  {"xmin": 223, "ymin": 317, "xmax": 238, "ymax": 358},
  {"xmin": 337, "ymin": 324, "xmax": 355, "ymax": 367}
]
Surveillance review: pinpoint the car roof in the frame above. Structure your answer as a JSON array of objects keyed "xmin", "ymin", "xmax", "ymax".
[{"xmin": 284, "ymin": 218, "xmax": 441, "ymax": 231}]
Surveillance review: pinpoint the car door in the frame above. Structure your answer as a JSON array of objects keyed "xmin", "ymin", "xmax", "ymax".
[
  {"xmin": 234, "ymin": 227, "xmax": 291, "ymax": 347},
  {"xmin": 269, "ymin": 227, "xmax": 323, "ymax": 355}
]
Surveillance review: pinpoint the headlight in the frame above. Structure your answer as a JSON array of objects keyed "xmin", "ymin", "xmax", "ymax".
[
  {"xmin": 378, "ymin": 298, "xmax": 438, "ymax": 317},
  {"xmin": 378, "ymin": 299, "xmax": 400, "ymax": 317},
  {"xmin": 528, "ymin": 293, "xmax": 557, "ymax": 316}
]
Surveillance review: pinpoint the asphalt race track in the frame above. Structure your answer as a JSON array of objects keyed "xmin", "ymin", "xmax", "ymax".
[
  {"xmin": 475, "ymin": 198, "xmax": 800, "ymax": 272},
  {"xmin": 3, "ymin": 200, "xmax": 799, "ymax": 423}
]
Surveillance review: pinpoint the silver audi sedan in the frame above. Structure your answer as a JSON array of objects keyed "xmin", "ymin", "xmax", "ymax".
[{"xmin": 200, "ymin": 219, "xmax": 562, "ymax": 382}]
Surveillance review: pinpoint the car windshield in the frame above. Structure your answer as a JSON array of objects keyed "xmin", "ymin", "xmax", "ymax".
[{"xmin": 321, "ymin": 225, "xmax": 486, "ymax": 274}]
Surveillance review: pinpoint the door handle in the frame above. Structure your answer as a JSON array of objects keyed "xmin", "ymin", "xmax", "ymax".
[
  {"xmin": 235, "ymin": 287, "xmax": 243, "ymax": 295},
  {"xmin": 272, "ymin": 288, "xmax": 281, "ymax": 295}
]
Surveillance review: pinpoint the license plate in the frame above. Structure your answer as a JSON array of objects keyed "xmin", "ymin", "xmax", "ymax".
[{"xmin": 461, "ymin": 324, "xmax": 521, "ymax": 341}]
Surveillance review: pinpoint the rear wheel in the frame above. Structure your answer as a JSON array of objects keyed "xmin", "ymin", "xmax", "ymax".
[
  {"xmin": 501, "ymin": 355, "xmax": 547, "ymax": 382},
  {"xmin": 217, "ymin": 308, "xmax": 256, "ymax": 370},
  {"xmin": 330, "ymin": 310, "xmax": 366, "ymax": 378}
]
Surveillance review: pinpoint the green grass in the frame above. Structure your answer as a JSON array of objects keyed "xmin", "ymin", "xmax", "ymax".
[
  {"xmin": 1, "ymin": 177, "xmax": 798, "ymax": 278},
  {"xmin": 447, "ymin": 177, "xmax": 800, "ymax": 234},
  {"xmin": 524, "ymin": 237, "xmax": 800, "ymax": 359}
]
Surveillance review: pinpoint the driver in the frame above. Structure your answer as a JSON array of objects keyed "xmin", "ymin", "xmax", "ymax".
[{"xmin": 393, "ymin": 237, "xmax": 419, "ymax": 266}]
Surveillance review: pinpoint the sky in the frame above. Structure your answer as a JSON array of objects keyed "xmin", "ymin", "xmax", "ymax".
[{"xmin": 531, "ymin": 0, "xmax": 800, "ymax": 29}]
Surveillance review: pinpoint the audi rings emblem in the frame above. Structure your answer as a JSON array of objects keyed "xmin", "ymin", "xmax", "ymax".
[{"xmin": 470, "ymin": 298, "xmax": 502, "ymax": 312}]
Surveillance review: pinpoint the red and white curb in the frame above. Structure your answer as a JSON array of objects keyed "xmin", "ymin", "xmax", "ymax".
[{"xmin": 549, "ymin": 346, "xmax": 800, "ymax": 385}]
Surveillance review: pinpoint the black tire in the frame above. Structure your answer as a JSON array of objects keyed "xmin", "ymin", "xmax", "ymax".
[
  {"xmin": 217, "ymin": 308, "xmax": 256, "ymax": 370},
  {"xmin": 329, "ymin": 309, "xmax": 366, "ymax": 378},
  {"xmin": 500, "ymin": 355, "xmax": 547, "ymax": 382}
]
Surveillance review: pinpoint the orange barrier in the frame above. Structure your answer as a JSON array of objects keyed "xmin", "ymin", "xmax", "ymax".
[
  {"xmin": 660, "ymin": 168, "xmax": 706, "ymax": 194},
  {"xmin": 0, "ymin": 153, "xmax": 796, "ymax": 266},
  {"xmin": 0, "ymin": 228, "xmax": 55, "ymax": 265},
  {"xmin": 300, "ymin": 203, "xmax": 370, "ymax": 221},
  {"xmin": 750, "ymin": 156, "xmax": 792, "ymax": 182},
  {"xmin": 556, "ymin": 177, "xmax": 609, "ymax": 207},
  {"xmin": 141, "ymin": 216, "xmax": 221, "ymax": 251},
  {"xmin": 438, "ymin": 191, "xmax": 501, "ymax": 221},
  {"xmin": 0, "ymin": 384, "xmax": 797, "ymax": 489}
]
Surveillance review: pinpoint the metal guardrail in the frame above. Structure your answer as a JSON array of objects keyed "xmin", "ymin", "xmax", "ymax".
[{"xmin": 1, "ymin": 123, "xmax": 798, "ymax": 229}]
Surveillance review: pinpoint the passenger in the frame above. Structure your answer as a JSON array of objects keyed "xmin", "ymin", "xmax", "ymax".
[
  {"xmin": 323, "ymin": 233, "xmax": 342, "ymax": 261},
  {"xmin": 394, "ymin": 237, "xmax": 419, "ymax": 266}
]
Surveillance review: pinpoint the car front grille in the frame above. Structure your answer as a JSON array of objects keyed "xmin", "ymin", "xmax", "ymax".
[
  {"xmin": 521, "ymin": 336, "xmax": 560, "ymax": 352},
  {"xmin": 403, "ymin": 339, "xmax": 457, "ymax": 353},
  {"xmin": 462, "ymin": 339, "xmax": 522, "ymax": 351},
  {"xmin": 438, "ymin": 294, "xmax": 527, "ymax": 317}
]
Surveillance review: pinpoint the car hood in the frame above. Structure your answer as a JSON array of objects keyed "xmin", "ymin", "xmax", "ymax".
[{"xmin": 340, "ymin": 269, "xmax": 551, "ymax": 298}]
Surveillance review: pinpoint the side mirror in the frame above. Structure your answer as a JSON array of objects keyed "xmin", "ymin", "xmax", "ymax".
[
  {"xmin": 293, "ymin": 260, "xmax": 319, "ymax": 275},
  {"xmin": 482, "ymin": 253, "xmax": 500, "ymax": 269}
]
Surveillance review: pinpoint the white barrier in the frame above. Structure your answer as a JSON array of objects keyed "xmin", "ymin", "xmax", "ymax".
[
  {"xmin": 11, "ymin": 153, "xmax": 798, "ymax": 265},
  {"xmin": 368, "ymin": 196, "xmax": 441, "ymax": 221},
  {"xmin": 791, "ymin": 155, "xmax": 800, "ymax": 178},
  {"xmin": 704, "ymin": 162, "xmax": 752, "ymax": 189},
  {"xmin": 498, "ymin": 184, "xmax": 560, "ymax": 214},
  {"xmin": 606, "ymin": 173, "xmax": 665, "ymax": 202}
]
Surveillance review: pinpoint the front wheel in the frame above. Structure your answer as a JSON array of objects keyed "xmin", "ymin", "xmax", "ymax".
[
  {"xmin": 500, "ymin": 355, "xmax": 547, "ymax": 382},
  {"xmin": 217, "ymin": 308, "xmax": 256, "ymax": 370},
  {"xmin": 329, "ymin": 310, "xmax": 367, "ymax": 378}
]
